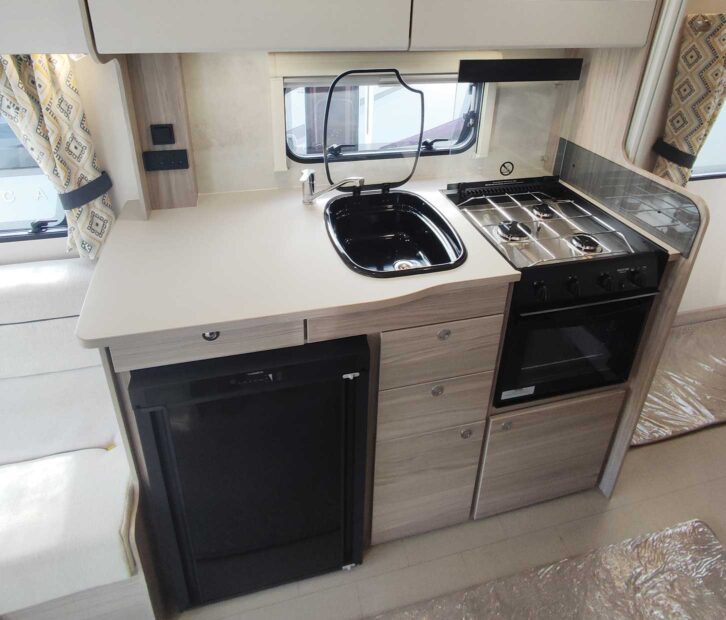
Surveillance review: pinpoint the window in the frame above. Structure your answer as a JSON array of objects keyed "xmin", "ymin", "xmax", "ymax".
[
  {"xmin": 691, "ymin": 107, "xmax": 726, "ymax": 180},
  {"xmin": 0, "ymin": 116, "xmax": 66, "ymax": 241},
  {"xmin": 284, "ymin": 76, "xmax": 482, "ymax": 163}
]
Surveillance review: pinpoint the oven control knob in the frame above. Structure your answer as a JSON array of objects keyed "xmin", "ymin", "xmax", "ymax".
[
  {"xmin": 628, "ymin": 268, "xmax": 646, "ymax": 288},
  {"xmin": 533, "ymin": 281, "xmax": 549, "ymax": 302},
  {"xmin": 566, "ymin": 276, "xmax": 580, "ymax": 297},
  {"xmin": 598, "ymin": 273, "xmax": 614, "ymax": 291}
]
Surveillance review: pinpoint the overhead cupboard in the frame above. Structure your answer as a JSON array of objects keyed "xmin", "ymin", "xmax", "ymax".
[
  {"xmin": 84, "ymin": 0, "xmax": 658, "ymax": 54},
  {"xmin": 409, "ymin": 0, "xmax": 659, "ymax": 50},
  {"xmin": 2, "ymin": 0, "xmax": 92, "ymax": 54},
  {"xmin": 85, "ymin": 0, "xmax": 412, "ymax": 53}
]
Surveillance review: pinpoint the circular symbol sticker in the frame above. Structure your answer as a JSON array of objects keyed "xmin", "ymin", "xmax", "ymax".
[{"xmin": 500, "ymin": 161, "xmax": 514, "ymax": 176}]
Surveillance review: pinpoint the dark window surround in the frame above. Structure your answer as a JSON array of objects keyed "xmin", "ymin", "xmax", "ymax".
[
  {"xmin": 689, "ymin": 171, "xmax": 726, "ymax": 182},
  {"xmin": 0, "ymin": 219, "xmax": 67, "ymax": 243},
  {"xmin": 285, "ymin": 83, "xmax": 484, "ymax": 164}
]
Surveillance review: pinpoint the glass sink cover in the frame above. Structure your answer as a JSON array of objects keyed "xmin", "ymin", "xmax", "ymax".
[{"xmin": 323, "ymin": 69, "xmax": 424, "ymax": 192}]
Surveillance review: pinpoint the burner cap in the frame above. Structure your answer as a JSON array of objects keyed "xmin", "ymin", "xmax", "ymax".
[
  {"xmin": 532, "ymin": 202, "xmax": 555, "ymax": 219},
  {"xmin": 497, "ymin": 221, "xmax": 531, "ymax": 242},
  {"xmin": 571, "ymin": 234, "xmax": 601, "ymax": 253}
]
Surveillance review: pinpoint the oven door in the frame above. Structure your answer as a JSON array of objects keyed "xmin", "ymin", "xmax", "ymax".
[{"xmin": 494, "ymin": 293, "xmax": 656, "ymax": 407}]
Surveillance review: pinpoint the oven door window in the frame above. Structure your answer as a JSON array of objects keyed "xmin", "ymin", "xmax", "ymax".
[{"xmin": 495, "ymin": 295, "xmax": 654, "ymax": 406}]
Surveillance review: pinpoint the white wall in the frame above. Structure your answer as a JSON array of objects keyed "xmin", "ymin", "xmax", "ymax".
[
  {"xmin": 181, "ymin": 52, "xmax": 565, "ymax": 195},
  {"xmin": 680, "ymin": 177, "xmax": 726, "ymax": 312}
]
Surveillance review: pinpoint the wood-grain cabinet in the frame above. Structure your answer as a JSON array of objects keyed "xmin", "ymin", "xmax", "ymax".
[
  {"xmin": 371, "ymin": 314, "xmax": 503, "ymax": 544},
  {"xmin": 86, "ymin": 0, "xmax": 412, "ymax": 53},
  {"xmin": 410, "ymin": 0, "xmax": 658, "ymax": 50},
  {"xmin": 474, "ymin": 389, "xmax": 625, "ymax": 519}
]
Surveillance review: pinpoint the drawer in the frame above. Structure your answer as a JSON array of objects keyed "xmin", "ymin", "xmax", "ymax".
[
  {"xmin": 110, "ymin": 320, "xmax": 304, "ymax": 371},
  {"xmin": 307, "ymin": 283, "xmax": 508, "ymax": 342},
  {"xmin": 474, "ymin": 389, "xmax": 625, "ymax": 519},
  {"xmin": 379, "ymin": 314, "xmax": 503, "ymax": 390},
  {"xmin": 372, "ymin": 421, "xmax": 485, "ymax": 545},
  {"xmin": 377, "ymin": 371, "xmax": 492, "ymax": 441}
]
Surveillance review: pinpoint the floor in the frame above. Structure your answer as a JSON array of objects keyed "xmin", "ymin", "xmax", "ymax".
[
  {"xmin": 181, "ymin": 424, "xmax": 726, "ymax": 620},
  {"xmin": 633, "ymin": 317, "xmax": 726, "ymax": 445}
]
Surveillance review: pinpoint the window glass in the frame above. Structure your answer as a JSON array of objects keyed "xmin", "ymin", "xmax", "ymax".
[
  {"xmin": 0, "ymin": 116, "xmax": 64, "ymax": 234},
  {"xmin": 691, "ymin": 108, "xmax": 726, "ymax": 178},
  {"xmin": 284, "ymin": 77, "xmax": 481, "ymax": 161}
]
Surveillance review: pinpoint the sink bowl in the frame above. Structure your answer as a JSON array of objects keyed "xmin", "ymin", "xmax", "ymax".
[{"xmin": 325, "ymin": 191, "xmax": 466, "ymax": 277}]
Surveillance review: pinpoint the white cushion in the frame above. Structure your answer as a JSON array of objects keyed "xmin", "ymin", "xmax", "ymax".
[
  {"xmin": 0, "ymin": 366, "xmax": 120, "ymax": 466},
  {"xmin": 0, "ymin": 448, "xmax": 133, "ymax": 614},
  {"xmin": 0, "ymin": 317, "xmax": 99, "ymax": 379},
  {"xmin": 0, "ymin": 258, "xmax": 94, "ymax": 325}
]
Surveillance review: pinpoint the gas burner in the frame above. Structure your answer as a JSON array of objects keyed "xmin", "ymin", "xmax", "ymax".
[
  {"xmin": 497, "ymin": 221, "xmax": 531, "ymax": 242},
  {"xmin": 570, "ymin": 234, "xmax": 601, "ymax": 253},
  {"xmin": 532, "ymin": 202, "xmax": 556, "ymax": 220}
]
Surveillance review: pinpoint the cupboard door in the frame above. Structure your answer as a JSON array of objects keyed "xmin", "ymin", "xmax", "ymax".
[
  {"xmin": 474, "ymin": 390, "xmax": 624, "ymax": 519},
  {"xmin": 88, "ymin": 0, "xmax": 411, "ymax": 53},
  {"xmin": 410, "ymin": 1, "xmax": 657, "ymax": 50},
  {"xmin": 377, "ymin": 371, "xmax": 492, "ymax": 441},
  {"xmin": 372, "ymin": 422, "xmax": 485, "ymax": 544},
  {"xmin": 4, "ymin": 1, "xmax": 91, "ymax": 53},
  {"xmin": 379, "ymin": 315, "xmax": 503, "ymax": 390}
]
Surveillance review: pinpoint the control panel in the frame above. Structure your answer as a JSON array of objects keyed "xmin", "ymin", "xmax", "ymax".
[{"xmin": 514, "ymin": 252, "xmax": 665, "ymax": 309}]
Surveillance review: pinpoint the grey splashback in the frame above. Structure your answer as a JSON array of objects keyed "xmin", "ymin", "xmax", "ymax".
[{"xmin": 556, "ymin": 139, "xmax": 700, "ymax": 257}]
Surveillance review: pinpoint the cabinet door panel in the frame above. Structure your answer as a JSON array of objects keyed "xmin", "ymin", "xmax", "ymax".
[
  {"xmin": 410, "ymin": 1, "xmax": 657, "ymax": 50},
  {"xmin": 88, "ymin": 0, "xmax": 411, "ymax": 53},
  {"xmin": 380, "ymin": 315, "xmax": 503, "ymax": 390},
  {"xmin": 4, "ymin": 1, "xmax": 91, "ymax": 53},
  {"xmin": 475, "ymin": 390, "xmax": 624, "ymax": 518},
  {"xmin": 378, "ymin": 371, "xmax": 492, "ymax": 441},
  {"xmin": 372, "ymin": 422, "xmax": 485, "ymax": 544}
]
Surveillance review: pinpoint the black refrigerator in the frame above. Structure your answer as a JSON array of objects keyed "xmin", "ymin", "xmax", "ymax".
[{"xmin": 129, "ymin": 337, "xmax": 369, "ymax": 609}]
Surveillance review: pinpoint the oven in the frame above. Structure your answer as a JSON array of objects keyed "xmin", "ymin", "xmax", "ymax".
[{"xmin": 494, "ymin": 292, "xmax": 655, "ymax": 407}]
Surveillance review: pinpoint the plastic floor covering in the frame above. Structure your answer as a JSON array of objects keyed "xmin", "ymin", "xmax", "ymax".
[
  {"xmin": 633, "ymin": 318, "xmax": 726, "ymax": 446},
  {"xmin": 371, "ymin": 520, "xmax": 726, "ymax": 620}
]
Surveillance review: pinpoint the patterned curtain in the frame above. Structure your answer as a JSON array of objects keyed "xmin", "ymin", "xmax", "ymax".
[
  {"xmin": 0, "ymin": 54, "xmax": 114, "ymax": 259},
  {"xmin": 653, "ymin": 14, "xmax": 726, "ymax": 186}
]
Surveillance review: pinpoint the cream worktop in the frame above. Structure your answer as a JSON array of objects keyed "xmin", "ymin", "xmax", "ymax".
[{"xmin": 76, "ymin": 181, "xmax": 520, "ymax": 347}]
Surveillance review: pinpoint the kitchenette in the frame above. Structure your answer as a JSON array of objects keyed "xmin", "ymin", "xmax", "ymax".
[
  {"xmin": 73, "ymin": 60, "xmax": 707, "ymax": 613},
  {"xmin": 3, "ymin": 1, "xmax": 722, "ymax": 618}
]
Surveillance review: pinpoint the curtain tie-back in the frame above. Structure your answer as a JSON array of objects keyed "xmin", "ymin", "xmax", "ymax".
[
  {"xmin": 58, "ymin": 171, "xmax": 113, "ymax": 211},
  {"xmin": 652, "ymin": 137, "xmax": 697, "ymax": 169}
]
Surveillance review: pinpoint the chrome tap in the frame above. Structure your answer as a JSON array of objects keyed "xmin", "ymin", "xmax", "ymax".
[{"xmin": 300, "ymin": 169, "xmax": 364, "ymax": 205}]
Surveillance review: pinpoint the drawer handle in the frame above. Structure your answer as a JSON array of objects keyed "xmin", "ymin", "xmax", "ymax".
[
  {"xmin": 202, "ymin": 331, "xmax": 220, "ymax": 342},
  {"xmin": 501, "ymin": 421, "xmax": 513, "ymax": 431},
  {"xmin": 437, "ymin": 328, "xmax": 452, "ymax": 341},
  {"xmin": 460, "ymin": 428, "xmax": 473, "ymax": 439},
  {"xmin": 431, "ymin": 385, "xmax": 445, "ymax": 397}
]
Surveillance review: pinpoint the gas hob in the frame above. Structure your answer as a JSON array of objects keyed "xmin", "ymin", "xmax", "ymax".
[{"xmin": 444, "ymin": 178, "xmax": 643, "ymax": 270}]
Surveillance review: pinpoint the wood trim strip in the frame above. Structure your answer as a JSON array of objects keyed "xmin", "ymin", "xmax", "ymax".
[{"xmin": 673, "ymin": 304, "xmax": 726, "ymax": 327}]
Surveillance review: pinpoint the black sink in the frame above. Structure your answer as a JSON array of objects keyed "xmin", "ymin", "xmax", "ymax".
[{"xmin": 325, "ymin": 191, "xmax": 467, "ymax": 277}]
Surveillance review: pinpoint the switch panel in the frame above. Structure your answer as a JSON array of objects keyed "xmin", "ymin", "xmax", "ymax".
[
  {"xmin": 143, "ymin": 149, "xmax": 189, "ymax": 172},
  {"xmin": 150, "ymin": 123, "xmax": 175, "ymax": 145}
]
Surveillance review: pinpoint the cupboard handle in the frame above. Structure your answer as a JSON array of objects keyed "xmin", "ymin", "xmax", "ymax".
[
  {"xmin": 460, "ymin": 428, "xmax": 473, "ymax": 439},
  {"xmin": 431, "ymin": 385, "xmax": 445, "ymax": 397},
  {"xmin": 202, "ymin": 331, "xmax": 220, "ymax": 342},
  {"xmin": 437, "ymin": 328, "xmax": 451, "ymax": 341},
  {"xmin": 501, "ymin": 421, "xmax": 513, "ymax": 431}
]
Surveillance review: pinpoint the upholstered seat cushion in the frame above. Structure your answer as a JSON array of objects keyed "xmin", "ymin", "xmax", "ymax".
[
  {"xmin": 0, "ymin": 447, "xmax": 133, "ymax": 614},
  {"xmin": 0, "ymin": 366, "xmax": 120, "ymax": 466}
]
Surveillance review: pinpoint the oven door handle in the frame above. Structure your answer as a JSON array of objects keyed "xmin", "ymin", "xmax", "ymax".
[{"xmin": 519, "ymin": 292, "xmax": 658, "ymax": 317}]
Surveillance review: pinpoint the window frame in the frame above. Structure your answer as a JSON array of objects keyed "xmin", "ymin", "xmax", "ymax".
[
  {"xmin": 0, "ymin": 218, "xmax": 68, "ymax": 244},
  {"xmin": 283, "ymin": 78, "xmax": 484, "ymax": 165},
  {"xmin": 0, "ymin": 117, "xmax": 67, "ymax": 244}
]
